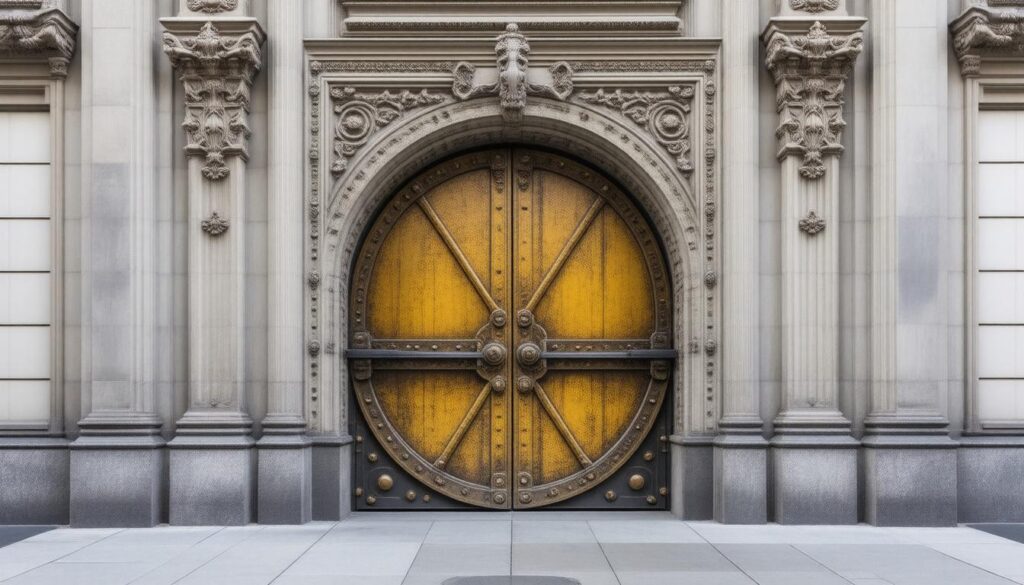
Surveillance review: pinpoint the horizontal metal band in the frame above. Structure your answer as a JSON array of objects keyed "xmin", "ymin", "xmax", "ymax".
[
  {"xmin": 345, "ymin": 349, "xmax": 482, "ymax": 360},
  {"xmin": 542, "ymin": 349, "xmax": 677, "ymax": 360}
]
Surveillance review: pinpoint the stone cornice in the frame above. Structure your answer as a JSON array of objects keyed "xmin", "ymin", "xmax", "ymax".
[
  {"xmin": 0, "ymin": 6, "xmax": 77, "ymax": 78},
  {"xmin": 951, "ymin": 5, "xmax": 1024, "ymax": 76},
  {"xmin": 161, "ymin": 18, "xmax": 265, "ymax": 180},
  {"xmin": 762, "ymin": 18, "xmax": 865, "ymax": 180}
]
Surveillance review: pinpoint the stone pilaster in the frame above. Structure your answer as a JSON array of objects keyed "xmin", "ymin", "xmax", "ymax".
[
  {"xmin": 258, "ymin": 0, "xmax": 312, "ymax": 525},
  {"xmin": 762, "ymin": 12, "xmax": 865, "ymax": 524},
  {"xmin": 69, "ymin": 0, "xmax": 167, "ymax": 527},
  {"xmin": 713, "ymin": 0, "xmax": 766, "ymax": 525},
  {"xmin": 161, "ymin": 14, "xmax": 265, "ymax": 525}
]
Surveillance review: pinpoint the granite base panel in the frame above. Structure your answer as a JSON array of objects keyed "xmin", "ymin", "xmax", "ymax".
[
  {"xmin": 714, "ymin": 441, "xmax": 768, "ymax": 524},
  {"xmin": 958, "ymin": 444, "xmax": 1024, "ymax": 523},
  {"xmin": 312, "ymin": 441, "xmax": 352, "ymax": 521},
  {"xmin": 772, "ymin": 446, "xmax": 859, "ymax": 525},
  {"xmin": 0, "ymin": 446, "xmax": 69, "ymax": 525},
  {"xmin": 257, "ymin": 442, "xmax": 312, "ymax": 524},
  {"xmin": 671, "ymin": 441, "xmax": 713, "ymax": 520},
  {"xmin": 864, "ymin": 444, "xmax": 958, "ymax": 527},
  {"xmin": 70, "ymin": 447, "xmax": 165, "ymax": 527},
  {"xmin": 169, "ymin": 446, "xmax": 255, "ymax": 526}
]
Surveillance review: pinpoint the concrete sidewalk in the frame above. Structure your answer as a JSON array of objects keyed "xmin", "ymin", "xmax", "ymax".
[{"xmin": 0, "ymin": 512, "xmax": 1022, "ymax": 585}]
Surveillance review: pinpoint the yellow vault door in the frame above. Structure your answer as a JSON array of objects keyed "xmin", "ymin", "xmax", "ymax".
[{"xmin": 348, "ymin": 148, "xmax": 673, "ymax": 509}]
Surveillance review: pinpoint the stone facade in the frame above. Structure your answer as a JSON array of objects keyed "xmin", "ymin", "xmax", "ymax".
[{"xmin": 0, "ymin": 0, "xmax": 1020, "ymax": 527}]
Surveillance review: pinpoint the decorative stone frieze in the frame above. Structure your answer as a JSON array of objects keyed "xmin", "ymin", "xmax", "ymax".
[
  {"xmin": 0, "ymin": 5, "xmax": 77, "ymax": 77},
  {"xmin": 163, "ymin": 21, "xmax": 264, "ymax": 180},
  {"xmin": 578, "ymin": 86, "xmax": 695, "ymax": 174},
  {"xmin": 763, "ymin": 20, "xmax": 863, "ymax": 180},
  {"xmin": 951, "ymin": 4, "xmax": 1024, "ymax": 76},
  {"xmin": 331, "ymin": 87, "xmax": 447, "ymax": 176},
  {"xmin": 451, "ymin": 23, "xmax": 574, "ymax": 123}
]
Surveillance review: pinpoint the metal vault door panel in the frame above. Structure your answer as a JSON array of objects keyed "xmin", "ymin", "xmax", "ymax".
[{"xmin": 348, "ymin": 148, "xmax": 674, "ymax": 510}]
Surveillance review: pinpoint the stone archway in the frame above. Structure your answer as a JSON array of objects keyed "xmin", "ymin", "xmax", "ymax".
[{"xmin": 303, "ymin": 41, "xmax": 721, "ymax": 512}]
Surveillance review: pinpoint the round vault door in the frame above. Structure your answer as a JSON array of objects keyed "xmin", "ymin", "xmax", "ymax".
[{"xmin": 348, "ymin": 148, "xmax": 674, "ymax": 509}]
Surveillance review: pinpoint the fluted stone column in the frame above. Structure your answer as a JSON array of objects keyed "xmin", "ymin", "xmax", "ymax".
[
  {"xmin": 762, "ymin": 5, "xmax": 865, "ymax": 524},
  {"xmin": 713, "ymin": 0, "xmax": 767, "ymax": 525},
  {"xmin": 258, "ymin": 0, "xmax": 312, "ymax": 525},
  {"xmin": 70, "ymin": 0, "xmax": 165, "ymax": 527},
  {"xmin": 161, "ymin": 10, "xmax": 265, "ymax": 525}
]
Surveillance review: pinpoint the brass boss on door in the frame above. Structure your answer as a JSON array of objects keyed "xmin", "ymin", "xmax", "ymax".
[{"xmin": 346, "ymin": 148, "xmax": 674, "ymax": 509}]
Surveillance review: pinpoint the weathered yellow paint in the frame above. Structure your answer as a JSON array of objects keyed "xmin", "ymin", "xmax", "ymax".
[{"xmin": 358, "ymin": 148, "xmax": 667, "ymax": 509}]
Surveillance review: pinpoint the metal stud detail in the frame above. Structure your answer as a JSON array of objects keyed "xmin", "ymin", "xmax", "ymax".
[
  {"xmin": 605, "ymin": 490, "xmax": 617, "ymax": 502},
  {"xmin": 628, "ymin": 474, "xmax": 646, "ymax": 491},
  {"xmin": 377, "ymin": 474, "xmax": 394, "ymax": 491}
]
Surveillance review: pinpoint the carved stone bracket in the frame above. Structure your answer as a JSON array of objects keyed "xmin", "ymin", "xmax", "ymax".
[
  {"xmin": 952, "ymin": 5, "xmax": 1024, "ymax": 76},
  {"xmin": 162, "ymin": 21, "xmax": 265, "ymax": 180},
  {"xmin": 578, "ymin": 86, "xmax": 695, "ymax": 174},
  {"xmin": 0, "ymin": 6, "xmax": 78, "ymax": 78},
  {"xmin": 763, "ymin": 20, "xmax": 863, "ymax": 180},
  {"xmin": 330, "ymin": 87, "xmax": 447, "ymax": 176},
  {"xmin": 451, "ymin": 23, "xmax": 574, "ymax": 123}
]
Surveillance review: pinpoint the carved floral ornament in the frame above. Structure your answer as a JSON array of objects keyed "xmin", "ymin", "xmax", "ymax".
[
  {"xmin": 763, "ymin": 21, "xmax": 863, "ymax": 180},
  {"xmin": 951, "ymin": 5, "xmax": 1024, "ymax": 76},
  {"xmin": 186, "ymin": 0, "xmax": 238, "ymax": 13},
  {"xmin": 789, "ymin": 0, "xmax": 840, "ymax": 13},
  {"xmin": 0, "ymin": 6, "xmax": 77, "ymax": 77},
  {"xmin": 163, "ymin": 21, "xmax": 264, "ymax": 180}
]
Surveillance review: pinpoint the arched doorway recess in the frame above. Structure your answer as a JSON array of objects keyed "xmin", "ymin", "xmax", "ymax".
[
  {"xmin": 304, "ymin": 40, "xmax": 721, "ymax": 514},
  {"xmin": 347, "ymin": 147, "xmax": 674, "ymax": 509}
]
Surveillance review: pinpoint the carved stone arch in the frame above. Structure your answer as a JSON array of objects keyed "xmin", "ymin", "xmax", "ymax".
[{"xmin": 309, "ymin": 96, "xmax": 719, "ymax": 447}]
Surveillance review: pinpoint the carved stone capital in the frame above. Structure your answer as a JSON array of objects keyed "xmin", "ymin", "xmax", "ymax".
[
  {"xmin": 451, "ymin": 23, "xmax": 574, "ymax": 124},
  {"xmin": 951, "ymin": 5, "xmax": 1024, "ymax": 77},
  {"xmin": 161, "ymin": 19, "xmax": 265, "ymax": 180},
  {"xmin": 762, "ymin": 19, "xmax": 864, "ymax": 180},
  {"xmin": 0, "ymin": 6, "xmax": 77, "ymax": 78}
]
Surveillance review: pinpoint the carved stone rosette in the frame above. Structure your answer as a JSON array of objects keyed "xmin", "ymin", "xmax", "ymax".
[
  {"xmin": 0, "ymin": 6, "xmax": 78, "ymax": 77},
  {"xmin": 951, "ymin": 5, "xmax": 1024, "ymax": 77},
  {"xmin": 452, "ymin": 23, "xmax": 574, "ymax": 123},
  {"xmin": 763, "ymin": 20, "xmax": 863, "ymax": 180},
  {"xmin": 162, "ymin": 21, "xmax": 265, "ymax": 180}
]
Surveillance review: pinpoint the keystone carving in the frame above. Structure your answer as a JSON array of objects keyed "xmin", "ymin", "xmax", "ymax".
[
  {"xmin": 163, "ymin": 22, "xmax": 264, "ymax": 180},
  {"xmin": 452, "ymin": 23, "xmax": 574, "ymax": 124},
  {"xmin": 0, "ymin": 6, "xmax": 77, "ymax": 77},
  {"xmin": 789, "ymin": 0, "xmax": 840, "ymax": 12},
  {"xmin": 763, "ymin": 21, "xmax": 863, "ymax": 180},
  {"xmin": 952, "ymin": 5, "xmax": 1024, "ymax": 76},
  {"xmin": 578, "ymin": 86, "xmax": 695, "ymax": 174},
  {"xmin": 330, "ymin": 87, "xmax": 446, "ymax": 176}
]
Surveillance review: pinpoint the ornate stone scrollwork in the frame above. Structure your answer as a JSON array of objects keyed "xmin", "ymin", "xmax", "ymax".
[
  {"xmin": 578, "ymin": 86, "xmax": 695, "ymax": 174},
  {"xmin": 0, "ymin": 6, "xmax": 77, "ymax": 78},
  {"xmin": 451, "ymin": 23, "xmax": 574, "ymax": 123},
  {"xmin": 789, "ymin": 0, "xmax": 840, "ymax": 13},
  {"xmin": 952, "ymin": 5, "xmax": 1024, "ymax": 76},
  {"xmin": 186, "ymin": 0, "xmax": 239, "ymax": 13},
  {"xmin": 763, "ymin": 21, "xmax": 862, "ymax": 180},
  {"xmin": 163, "ymin": 22, "xmax": 264, "ymax": 180},
  {"xmin": 330, "ymin": 87, "xmax": 446, "ymax": 176}
]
